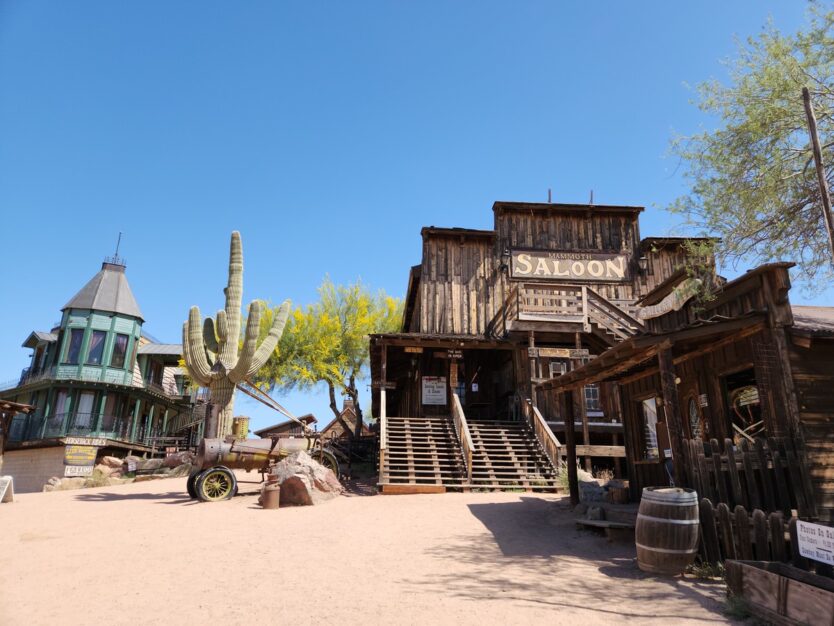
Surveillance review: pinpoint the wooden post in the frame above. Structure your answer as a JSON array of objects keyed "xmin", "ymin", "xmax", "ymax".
[
  {"xmin": 658, "ymin": 345, "xmax": 686, "ymax": 488},
  {"xmin": 528, "ymin": 331, "xmax": 537, "ymax": 406},
  {"xmin": 575, "ymin": 333, "xmax": 591, "ymax": 472},
  {"xmin": 802, "ymin": 86, "xmax": 834, "ymax": 264},
  {"xmin": 563, "ymin": 388, "xmax": 580, "ymax": 506}
]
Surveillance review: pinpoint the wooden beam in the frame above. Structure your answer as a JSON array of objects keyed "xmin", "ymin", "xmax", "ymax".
[
  {"xmin": 658, "ymin": 346, "xmax": 685, "ymax": 488},
  {"xmin": 563, "ymin": 389, "xmax": 579, "ymax": 506},
  {"xmin": 576, "ymin": 332, "xmax": 591, "ymax": 472},
  {"xmin": 559, "ymin": 445, "xmax": 626, "ymax": 458}
]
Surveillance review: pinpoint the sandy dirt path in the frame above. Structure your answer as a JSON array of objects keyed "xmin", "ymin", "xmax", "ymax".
[{"xmin": 0, "ymin": 474, "xmax": 733, "ymax": 625}]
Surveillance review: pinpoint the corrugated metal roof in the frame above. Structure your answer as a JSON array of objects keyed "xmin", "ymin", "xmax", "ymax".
[
  {"xmin": 792, "ymin": 306, "xmax": 834, "ymax": 336},
  {"xmin": 138, "ymin": 343, "xmax": 183, "ymax": 356},
  {"xmin": 62, "ymin": 262, "xmax": 144, "ymax": 320}
]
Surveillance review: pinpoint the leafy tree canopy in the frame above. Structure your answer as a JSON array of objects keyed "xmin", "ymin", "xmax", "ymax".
[
  {"xmin": 671, "ymin": 5, "xmax": 834, "ymax": 288},
  {"xmin": 252, "ymin": 278, "xmax": 402, "ymax": 436}
]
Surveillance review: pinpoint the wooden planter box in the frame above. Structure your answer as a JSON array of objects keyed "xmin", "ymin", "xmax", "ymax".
[{"xmin": 725, "ymin": 560, "xmax": 834, "ymax": 626}]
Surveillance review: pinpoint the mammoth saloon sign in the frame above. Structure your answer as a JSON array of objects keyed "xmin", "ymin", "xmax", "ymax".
[{"xmin": 510, "ymin": 250, "xmax": 630, "ymax": 282}]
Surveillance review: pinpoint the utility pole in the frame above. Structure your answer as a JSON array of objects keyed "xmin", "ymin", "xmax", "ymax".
[{"xmin": 802, "ymin": 87, "xmax": 834, "ymax": 264}]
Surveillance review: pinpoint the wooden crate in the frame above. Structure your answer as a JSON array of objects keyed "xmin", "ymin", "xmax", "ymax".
[{"xmin": 725, "ymin": 560, "xmax": 834, "ymax": 626}]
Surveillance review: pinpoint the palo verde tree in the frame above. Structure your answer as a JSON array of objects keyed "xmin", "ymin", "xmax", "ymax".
[
  {"xmin": 671, "ymin": 6, "xmax": 834, "ymax": 288},
  {"xmin": 253, "ymin": 278, "xmax": 402, "ymax": 439}
]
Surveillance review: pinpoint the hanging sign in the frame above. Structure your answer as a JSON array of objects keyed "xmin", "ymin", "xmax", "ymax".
[
  {"xmin": 371, "ymin": 380, "xmax": 397, "ymax": 390},
  {"xmin": 796, "ymin": 520, "xmax": 834, "ymax": 566},
  {"xmin": 435, "ymin": 349, "xmax": 463, "ymax": 359},
  {"xmin": 404, "ymin": 347, "xmax": 423, "ymax": 354},
  {"xmin": 528, "ymin": 348, "xmax": 589, "ymax": 359},
  {"xmin": 510, "ymin": 250, "xmax": 629, "ymax": 282},
  {"xmin": 64, "ymin": 445, "xmax": 98, "ymax": 466},
  {"xmin": 63, "ymin": 437, "xmax": 106, "ymax": 447},
  {"xmin": 422, "ymin": 376, "xmax": 447, "ymax": 406}
]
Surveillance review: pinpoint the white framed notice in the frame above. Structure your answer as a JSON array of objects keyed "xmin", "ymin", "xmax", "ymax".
[
  {"xmin": 797, "ymin": 520, "xmax": 834, "ymax": 566},
  {"xmin": 422, "ymin": 376, "xmax": 447, "ymax": 406}
]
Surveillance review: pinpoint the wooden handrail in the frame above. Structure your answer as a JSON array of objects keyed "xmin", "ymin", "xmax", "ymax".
[
  {"xmin": 451, "ymin": 393, "xmax": 473, "ymax": 483},
  {"xmin": 585, "ymin": 286, "xmax": 645, "ymax": 331},
  {"xmin": 517, "ymin": 392, "xmax": 562, "ymax": 472},
  {"xmin": 378, "ymin": 389, "xmax": 387, "ymax": 480}
]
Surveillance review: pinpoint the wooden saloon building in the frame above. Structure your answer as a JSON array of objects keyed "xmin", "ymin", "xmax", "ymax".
[{"xmin": 370, "ymin": 200, "xmax": 707, "ymax": 493}]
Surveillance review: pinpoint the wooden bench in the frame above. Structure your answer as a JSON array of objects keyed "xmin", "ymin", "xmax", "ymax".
[{"xmin": 575, "ymin": 518, "xmax": 635, "ymax": 542}]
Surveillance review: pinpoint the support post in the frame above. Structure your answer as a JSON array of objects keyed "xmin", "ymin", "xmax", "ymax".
[
  {"xmin": 563, "ymin": 388, "xmax": 580, "ymax": 506},
  {"xmin": 658, "ymin": 345, "xmax": 686, "ymax": 488},
  {"xmin": 129, "ymin": 398, "xmax": 142, "ymax": 442},
  {"xmin": 575, "ymin": 332, "xmax": 591, "ymax": 472},
  {"xmin": 528, "ymin": 331, "xmax": 537, "ymax": 406}
]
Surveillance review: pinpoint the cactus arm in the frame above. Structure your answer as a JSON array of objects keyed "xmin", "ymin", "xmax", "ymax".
[
  {"xmin": 203, "ymin": 318, "xmax": 219, "ymax": 357},
  {"xmin": 221, "ymin": 231, "xmax": 243, "ymax": 364},
  {"xmin": 216, "ymin": 310, "xmax": 228, "ymax": 345},
  {"xmin": 229, "ymin": 301, "xmax": 263, "ymax": 383},
  {"xmin": 185, "ymin": 307, "xmax": 214, "ymax": 383},
  {"xmin": 246, "ymin": 300, "xmax": 291, "ymax": 378},
  {"xmin": 182, "ymin": 320, "xmax": 210, "ymax": 386}
]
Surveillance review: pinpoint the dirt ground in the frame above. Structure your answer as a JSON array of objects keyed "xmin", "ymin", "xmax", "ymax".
[{"xmin": 0, "ymin": 474, "xmax": 734, "ymax": 625}]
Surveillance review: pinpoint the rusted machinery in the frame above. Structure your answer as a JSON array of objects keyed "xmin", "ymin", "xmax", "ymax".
[{"xmin": 188, "ymin": 436, "xmax": 340, "ymax": 502}]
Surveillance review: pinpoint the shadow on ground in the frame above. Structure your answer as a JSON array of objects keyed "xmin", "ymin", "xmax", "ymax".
[
  {"xmin": 401, "ymin": 496, "xmax": 730, "ymax": 622},
  {"xmin": 73, "ymin": 490, "xmax": 196, "ymax": 504}
]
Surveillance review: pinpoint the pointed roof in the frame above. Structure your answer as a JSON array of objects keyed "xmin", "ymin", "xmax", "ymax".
[{"xmin": 62, "ymin": 261, "xmax": 144, "ymax": 321}]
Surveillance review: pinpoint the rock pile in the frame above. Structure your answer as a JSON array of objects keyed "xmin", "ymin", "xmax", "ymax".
[{"xmin": 43, "ymin": 451, "xmax": 196, "ymax": 492}]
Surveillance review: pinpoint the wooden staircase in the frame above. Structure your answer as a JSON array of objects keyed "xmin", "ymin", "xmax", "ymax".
[
  {"xmin": 379, "ymin": 416, "xmax": 468, "ymax": 494},
  {"xmin": 467, "ymin": 419, "xmax": 561, "ymax": 492}
]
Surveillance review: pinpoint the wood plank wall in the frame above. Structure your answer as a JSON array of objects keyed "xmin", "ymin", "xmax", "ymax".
[
  {"xmin": 418, "ymin": 234, "xmax": 501, "ymax": 335},
  {"xmin": 789, "ymin": 340, "xmax": 834, "ymax": 523}
]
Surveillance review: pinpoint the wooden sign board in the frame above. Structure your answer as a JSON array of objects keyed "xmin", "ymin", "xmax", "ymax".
[
  {"xmin": 510, "ymin": 249, "xmax": 629, "ymax": 282},
  {"xmin": 528, "ymin": 347, "xmax": 590, "ymax": 359},
  {"xmin": 64, "ymin": 465, "xmax": 94, "ymax": 477},
  {"xmin": 371, "ymin": 381, "xmax": 397, "ymax": 390},
  {"xmin": 435, "ymin": 349, "xmax": 463, "ymax": 359},
  {"xmin": 797, "ymin": 520, "xmax": 834, "ymax": 566},
  {"xmin": 64, "ymin": 445, "xmax": 98, "ymax": 466},
  {"xmin": 404, "ymin": 347, "xmax": 423, "ymax": 354},
  {"xmin": 63, "ymin": 436, "xmax": 106, "ymax": 447},
  {"xmin": 0, "ymin": 476, "xmax": 14, "ymax": 503},
  {"xmin": 422, "ymin": 376, "xmax": 447, "ymax": 405}
]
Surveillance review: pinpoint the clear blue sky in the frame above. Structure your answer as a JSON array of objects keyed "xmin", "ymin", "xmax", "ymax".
[{"xmin": 0, "ymin": 2, "xmax": 828, "ymax": 432}]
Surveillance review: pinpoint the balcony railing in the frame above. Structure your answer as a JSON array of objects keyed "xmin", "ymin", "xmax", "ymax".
[
  {"xmin": 0, "ymin": 365, "xmax": 190, "ymax": 400},
  {"xmin": 7, "ymin": 411, "xmax": 160, "ymax": 446}
]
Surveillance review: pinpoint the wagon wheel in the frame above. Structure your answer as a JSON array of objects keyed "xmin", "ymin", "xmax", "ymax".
[
  {"xmin": 186, "ymin": 468, "xmax": 203, "ymax": 499},
  {"xmin": 309, "ymin": 448, "xmax": 341, "ymax": 479},
  {"xmin": 195, "ymin": 467, "xmax": 238, "ymax": 502}
]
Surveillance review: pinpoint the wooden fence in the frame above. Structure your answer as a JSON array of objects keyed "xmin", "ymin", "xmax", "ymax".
[
  {"xmin": 681, "ymin": 436, "xmax": 817, "ymax": 519},
  {"xmin": 698, "ymin": 498, "xmax": 834, "ymax": 579}
]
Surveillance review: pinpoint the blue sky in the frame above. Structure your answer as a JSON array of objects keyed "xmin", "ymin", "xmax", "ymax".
[{"xmin": 0, "ymin": 2, "xmax": 827, "ymax": 431}]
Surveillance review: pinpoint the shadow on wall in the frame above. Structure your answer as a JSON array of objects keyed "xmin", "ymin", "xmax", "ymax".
[{"xmin": 399, "ymin": 496, "xmax": 727, "ymax": 622}]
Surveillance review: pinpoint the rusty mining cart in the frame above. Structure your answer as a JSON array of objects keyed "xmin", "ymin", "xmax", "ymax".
[{"xmin": 186, "ymin": 381, "xmax": 341, "ymax": 502}]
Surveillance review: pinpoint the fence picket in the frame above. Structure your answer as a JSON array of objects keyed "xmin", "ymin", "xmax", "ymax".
[
  {"xmin": 752, "ymin": 509, "xmax": 768, "ymax": 560},
  {"xmin": 769, "ymin": 511, "xmax": 786, "ymax": 563},
  {"xmin": 755, "ymin": 439, "xmax": 776, "ymax": 513},
  {"xmin": 734, "ymin": 505, "xmax": 753, "ymax": 560},
  {"xmin": 725, "ymin": 439, "xmax": 746, "ymax": 509},
  {"xmin": 699, "ymin": 498, "xmax": 721, "ymax": 564},
  {"xmin": 740, "ymin": 440, "xmax": 761, "ymax": 510},
  {"xmin": 717, "ymin": 503, "xmax": 735, "ymax": 561}
]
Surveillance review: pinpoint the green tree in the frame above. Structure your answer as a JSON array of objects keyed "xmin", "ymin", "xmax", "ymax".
[
  {"xmin": 671, "ymin": 6, "xmax": 834, "ymax": 287},
  {"xmin": 254, "ymin": 278, "xmax": 402, "ymax": 439}
]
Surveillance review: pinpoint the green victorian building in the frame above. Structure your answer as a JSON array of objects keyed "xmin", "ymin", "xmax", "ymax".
[{"xmin": 0, "ymin": 255, "xmax": 204, "ymax": 491}]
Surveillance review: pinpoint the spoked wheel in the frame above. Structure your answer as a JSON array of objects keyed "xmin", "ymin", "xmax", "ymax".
[
  {"xmin": 310, "ymin": 448, "xmax": 341, "ymax": 480},
  {"xmin": 195, "ymin": 466, "xmax": 238, "ymax": 502},
  {"xmin": 186, "ymin": 469, "xmax": 202, "ymax": 499}
]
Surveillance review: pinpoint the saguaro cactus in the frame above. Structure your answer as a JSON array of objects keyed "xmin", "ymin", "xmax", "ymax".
[{"xmin": 182, "ymin": 232, "xmax": 290, "ymax": 437}]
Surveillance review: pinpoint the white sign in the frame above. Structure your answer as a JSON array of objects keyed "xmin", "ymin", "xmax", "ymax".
[
  {"xmin": 511, "ymin": 250, "xmax": 629, "ymax": 282},
  {"xmin": 63, "ymin": 437, "xmax": 106, "ymax": 447},
  {"xmin": 471, "ymin": 383, "xmax": 479, "ymax": 393},
  {"xmin": 797, "ymin": 520, "xmax": 834, "ymax": 566},
  {"xmin": 64, "ymin": 465, "xmax": 94, "ymax": 478},
  {"xmin": 422, "ymin": 376, "xmax": 447, "ymax": 406},
  {"xmin": 0, "ymin": 476, "xmax": 14, "ymax": 503}
]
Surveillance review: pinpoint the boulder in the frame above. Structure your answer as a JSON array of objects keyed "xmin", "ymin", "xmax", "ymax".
[
  {"xmin": 99, "ymin": 455, "xmax": 124, "ymax": 469},
  {"xmin": 162, "ymin": 451, "xmax": 196, "ymax": 468},
  {"xmin": 94, "ymin": 463, "xmax": 120, "ymax": 476},
  {"xmin": 268, "ymin": 451, "xmax": 342, "ymax": 506},
  {"xmin": 578, "ymin": 479, "xmax": 605, "ymax": 503},
  {"xmin": 166, "ymin": 463, "xmax": 193, "ymax": 478},
  {"xmin": 123, "ymin": 457, "xmax": 163, "ymax": 472},
  {"xmin": 43, "ymin": 477, "xmax": 87, "ymax": 492}
]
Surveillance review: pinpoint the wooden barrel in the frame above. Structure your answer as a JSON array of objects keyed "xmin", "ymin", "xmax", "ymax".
[
  {"xmin": 231, "ymin": 417, "xmax": 249, "ymax": 441},
  {"xmin": 636, "ymin": 487, "xmax": 699, "ymax": 575}
]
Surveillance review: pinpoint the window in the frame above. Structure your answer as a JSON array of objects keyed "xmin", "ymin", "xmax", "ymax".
[
  {"xmin": 110, "ymin": 334, "xmax": 129, "ymax": 368},
  {"xmin": 148, "ymin": 360, "xmax": 163, "ymax": 386},
  {"xmin": 641, "ymin": 397, "xmax": 659, "ymax": 460},
  {"xmin": 86, "ymin": 331, "xmax": 106, "ymax": 365},
  {"xmin": 584, "ymin": 385, "xmax": 601, "ymax": 412},
  {"xmin": 64, "ymin": 329, "xmax": 84, "ymax": 364}
]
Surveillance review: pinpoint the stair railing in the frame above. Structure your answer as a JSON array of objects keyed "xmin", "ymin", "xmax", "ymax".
[
  {"xmin": 583, "ymin": 286, "xmax": 645, "ymax": 339},
  {"xmin": 451, "ymin": 393, "xmax": 474, "ymax": 483},
  {"xmin": 517, "ymin": 392, "xmax": 562, "ymax": 473},
  {"xmin": 378, "ymin": 390, "xmax": 388, "ymax": 481}
]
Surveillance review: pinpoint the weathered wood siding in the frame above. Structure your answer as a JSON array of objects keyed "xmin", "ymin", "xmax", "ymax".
[
  {"xmin": 789, "ymin": 340, "xmax": 834, "ymax": 523},
  {"xmin": 418, "ymin": 234, "xmax": 500, "ymax": 335}
]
